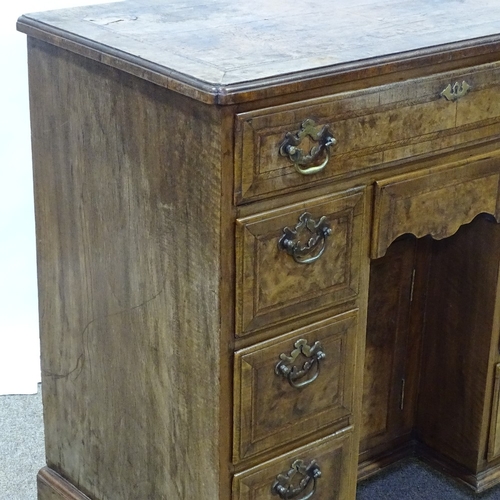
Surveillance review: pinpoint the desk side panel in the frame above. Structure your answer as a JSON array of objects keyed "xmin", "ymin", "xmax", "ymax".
[{"xmin": 28, "ymin": 37, "xmax": 224, "ymax": 500}]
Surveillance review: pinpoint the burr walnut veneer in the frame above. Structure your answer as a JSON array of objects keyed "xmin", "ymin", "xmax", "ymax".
[{"xmin": 17, "ymin": 1, "xmax": 500, "ymax": 499}]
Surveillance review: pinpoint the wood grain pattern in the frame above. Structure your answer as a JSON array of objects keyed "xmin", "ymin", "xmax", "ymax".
[
  {"xmin": 361, "ymin": 214, "xmax": 500, "ymax": 490},
  {"xmin": 235, "ymin": 62, "xmax": 500, "ymax": 202},
  {"xmin": 234, "ymin": 310, "xmax": 357, "ymax": 462},
  {"xmin": 360, "ymin": 237, "xmax": 416, "ymax": 458},
  {"xmin": 28, "ymin": 37, "xmax": 226, "ymax": 500},
  {"xmin": 19, "ymin": 2, "xmax": 500, "ymax": 498},
  {"xmin": 235, "ymin": 190, "xmax": 365, "ymax": 336},
  {"xmin": 488, "ymin": 364, "xmax": 500, "ymax": 461},
  {"xmin": 372, "ymin": 154, "xmax": 500, "ymax": 258},
  {"xmin": 233, "ymin": 428, "xmax": 355, "ymax": 500},
  {"xmin": 16, "ymin": 0, "xmax": 500, "ymax": 104},
  {"xmin": 38, "ymin": 468, "xmax": 91, "ymax": 500},
  {"xmin": 358, "ymin": 235, "xmax": 432, "ymax": 474},
  {"xmin": 417, "ymin": 215, "xmax": 500, "ymax": 474}
]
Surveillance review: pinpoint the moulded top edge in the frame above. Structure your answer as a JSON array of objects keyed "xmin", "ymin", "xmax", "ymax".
[{"xmin": 16, "ymin": 0, "xmax": 500, "ymax": 105}]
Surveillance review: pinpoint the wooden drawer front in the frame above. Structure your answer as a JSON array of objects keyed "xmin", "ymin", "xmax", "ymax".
[
  {"xmin": 233, "ymin": 310, "xmax": 357, "ymax": 462},
  {"xmin": 235, "ymin": 62, "xmax": 500, "ymax": 203},
  {"xmin": 233, "ymin": 428, "xmax": 354, "ymax": 500},
  {"xmin": 235, "ymin": 190, "xmax": 364, "ymax": 336},
  {"xmin": 372, "ymin": 153, "xmax": 500, "ymax": 259}
]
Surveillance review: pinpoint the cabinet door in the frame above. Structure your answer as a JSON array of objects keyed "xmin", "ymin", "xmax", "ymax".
[
  {"xmin": 360, "ymin": 232, "xmax": 433, "ymax": 472},
  {"xmin": 359, "ymin": 236, "xmax": 419, "ymax": 462}
]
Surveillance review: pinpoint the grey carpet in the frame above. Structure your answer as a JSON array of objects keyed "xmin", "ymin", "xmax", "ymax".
[
  {"xmin": 357, "ymin": 457, "xmax": 500, "ymax": 499},
  {"xmin": 2, "ymin": 388, "xmax": 500, "ymax": 499},
  {"xmin": 0, "ymin": 385, "xmax": 44, "ymax": 500}
]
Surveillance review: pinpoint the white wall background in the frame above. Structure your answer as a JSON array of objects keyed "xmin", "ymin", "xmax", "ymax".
[{"xmin": 1, "ymin": 1, "xmax": 120, "ymax": 395}]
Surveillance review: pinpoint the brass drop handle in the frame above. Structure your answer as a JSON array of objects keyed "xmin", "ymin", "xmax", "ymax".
[
  {"xmin": 279, "ymin": 212, "xmax": 332, "ymax": 265},
  {"xmin": 441, "ymin": 81, "xmax": 471, "ymax": 101},
  {"xmin": 275, "ymin": 339, "xmax": 326, "ymax": 389},
  {"xmin": 272, "ymin": 459, "xmax": 321, "ymax": 500},
  {"xmin": 279, "ymin": 119, "xmax": 337, "ymax": 175}
]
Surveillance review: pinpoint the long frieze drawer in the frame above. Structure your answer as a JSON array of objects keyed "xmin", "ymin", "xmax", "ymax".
[
  {"xmin": 234, "ymin": 61, "xmax": 500, "ymax": 203},
  {"xmin": 372, "ymin": 153, "xmax": 500, "ymax": 259},
  {"xmin": 235, "ymin": 189, "xmax": 365, "ymax": 337},
  {"xmin": 233, "ymin": 310, "xmax": 357, "ymax": 462},
  {"xmin": 233, "ymin": 427, "xmax": 354, "ymax": 500}
]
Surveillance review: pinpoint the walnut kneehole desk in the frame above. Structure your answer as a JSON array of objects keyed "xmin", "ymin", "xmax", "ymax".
[{"xmin": 17, "ymin": 1, "xmax": 500, "ymax": 499}]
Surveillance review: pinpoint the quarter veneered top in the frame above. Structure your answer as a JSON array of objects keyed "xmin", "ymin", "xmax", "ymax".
[{"xmin": 17, "ymin": 0, "xmax": 500, "ymax": 104}]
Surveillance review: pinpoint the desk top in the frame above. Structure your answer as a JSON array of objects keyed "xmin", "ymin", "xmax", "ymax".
[{"xmin": 17, "ymin": 0, "xmax": 500, "ymax": 104}]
